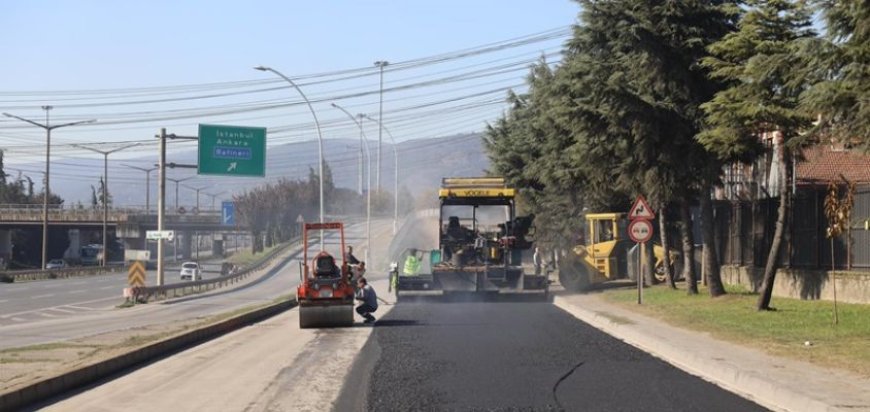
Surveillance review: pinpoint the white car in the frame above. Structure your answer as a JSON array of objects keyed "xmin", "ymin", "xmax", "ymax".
[
  {"xmin": 46, "ymin": 259, "xmax": 67, "ymax": 270},
  {"xmin": 179, "ymin": 262, "xmax": 202, "ymax": 281}
]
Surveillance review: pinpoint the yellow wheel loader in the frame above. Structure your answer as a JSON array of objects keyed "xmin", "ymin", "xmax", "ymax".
[{"xmin": 558, "ymin": 213, "xmax": 678, "ymax": 291}]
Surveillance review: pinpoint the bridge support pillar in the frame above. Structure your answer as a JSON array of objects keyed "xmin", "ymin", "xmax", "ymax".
[
  {"xmin": 212, "ymin": 235, "xmax": 224, "ymax": 258},
  {"xmin": 182, "ymin": 231, "xmax": 193, "ymax": 260},
  {"xmin": 63, "ymin": 229, "xmax": 82, "ymax": 263},
  {"xmin": 0, "ymin": 229, "xmax": 11, "ymax": 269}
]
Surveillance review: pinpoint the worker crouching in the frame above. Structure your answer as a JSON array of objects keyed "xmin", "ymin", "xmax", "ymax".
[{"xmin": 355, "ymin": 277, "xmax": 378, "ymax": 324}]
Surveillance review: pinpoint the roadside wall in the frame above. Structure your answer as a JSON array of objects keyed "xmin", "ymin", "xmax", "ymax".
[{"xmin": 721, "ymin": 265, "xmax": 870, "ymax": 304}]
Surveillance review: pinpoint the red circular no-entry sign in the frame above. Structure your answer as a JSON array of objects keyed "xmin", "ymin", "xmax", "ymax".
[{"xmin": 628, "ymin": 219, "xmax": 653, "ymax": 243}]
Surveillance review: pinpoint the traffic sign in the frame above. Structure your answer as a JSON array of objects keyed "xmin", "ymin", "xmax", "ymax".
[
  {"xmin": 222, "ymin": 201, "xmax": 235, "ymax": 226},
  {"xmin": 296, "ymin": 214, "xmax": 305, "ymax": 224},
  {"xmin": 146, "ymin": 230, "xmax": 175, "ymax": 241},
  {"xmin": 198, "ymin": 124, "xmax": 266, "ymax": 177},
  {"xmin": 629, "ymin": 195, "xmax": 655, "ymax": 220},
  {"xmin": 628, "ymin": 219, "xmax": 654, "ymax": 243},
  {"xmin": 125, "ymin": 249, "xmax": 151, "ymax": 261},
  {"xmin": 128, "ymin": 260, "xmax": 146, "ymax": 287}
]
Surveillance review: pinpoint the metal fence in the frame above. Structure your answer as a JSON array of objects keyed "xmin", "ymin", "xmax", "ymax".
[{"xmin": 715, "ymin": 187, "xmax": 870, "ymax": 270}]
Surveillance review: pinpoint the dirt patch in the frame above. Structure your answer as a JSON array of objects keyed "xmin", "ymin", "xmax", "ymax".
[{"xmin": 0, "ymin": 317, "xmax": 208, "ymax": 394}]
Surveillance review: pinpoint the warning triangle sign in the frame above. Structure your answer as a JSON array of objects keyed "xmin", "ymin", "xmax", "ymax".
[{"xmin": 629, "ymin": 195, "xmax": 655, "ymax": 220}]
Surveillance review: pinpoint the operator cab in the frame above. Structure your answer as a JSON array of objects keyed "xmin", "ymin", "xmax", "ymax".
[{"xmin": 313, "ymin": 252, "xmax": 340, "ymax": 279}]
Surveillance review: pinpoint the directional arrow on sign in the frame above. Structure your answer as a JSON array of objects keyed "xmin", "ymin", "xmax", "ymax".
[{"xmin": 128, "ymin": 261, "xmax": 146, "ymax": 287}]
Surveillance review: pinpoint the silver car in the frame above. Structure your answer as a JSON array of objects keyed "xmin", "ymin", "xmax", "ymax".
[
  {"xmin": 179, "ymin": 262, "xmax": 202, "ymax": 281},
  {"xmin": 46, "ymin": 259, "xmax": 67, "ymax": 270}
]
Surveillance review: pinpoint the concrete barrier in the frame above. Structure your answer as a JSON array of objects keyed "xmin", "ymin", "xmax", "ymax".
[
  {"xmin": 0, "ymin": 265, "xmax": 125, "ymax": 283},
  {"xmin": 0, "ymin": 299, "xmax": 296, "ymax": 412},
  {"xmin": 721, "ymin": 265, "xmax": 870, "ymax": 304}
]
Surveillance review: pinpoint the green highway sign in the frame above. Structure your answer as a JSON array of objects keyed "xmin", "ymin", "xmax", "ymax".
[{"xmin": 198, "ymin": 124, "xmax": 266, "ymax": 177}]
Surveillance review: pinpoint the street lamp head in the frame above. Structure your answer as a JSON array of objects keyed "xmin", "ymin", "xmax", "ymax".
[
  {"xmin": 330, "ymin": 103, "xmax": 338, "ymax": 108},
  {"xmin": 253, "ymin": 66, "xmax": 269, "ymax": 72}
]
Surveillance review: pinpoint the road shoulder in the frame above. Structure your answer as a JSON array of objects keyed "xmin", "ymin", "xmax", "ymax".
[{"xmin": 552, "ymin": 291, "xmax": 870, "ymax": 412}]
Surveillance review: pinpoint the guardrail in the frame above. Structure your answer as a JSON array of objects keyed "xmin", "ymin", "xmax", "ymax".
[
  {"xmin": 0, "ymin": 265, "xmax": 125, "ymax": 283},
  {"xmin": 129, "ymin": 238, "xmax": 298, "ymax": 303}
]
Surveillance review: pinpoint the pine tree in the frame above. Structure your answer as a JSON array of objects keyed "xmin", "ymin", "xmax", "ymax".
[
  {"xmin": 801, "ymin": 0, "xmax": 870, "ymax": 150},
  {"xmin": 700, "ymin": 0, "xmax": 816, "ymax": 310}
]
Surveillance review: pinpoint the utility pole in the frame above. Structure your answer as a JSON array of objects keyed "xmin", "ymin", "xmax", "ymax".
[
  {"xmin": 373, "ymin": 60, "xmax": 389, "ymax": 190},
  {"xmin": 3, "ymin": 109, "xmax": 95, "ymax": 269},
  {"xmin": 157, "ymin": 129, "xmax": 167, "ymax": 285},
  {"xmin": 155, "ymin": 129, "xmax": 197, "ymax": 285}
]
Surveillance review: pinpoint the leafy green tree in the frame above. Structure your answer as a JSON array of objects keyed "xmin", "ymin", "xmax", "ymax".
[{"xmin": 700, "ymin": 0, "xmax": 816, "ymax": 310}]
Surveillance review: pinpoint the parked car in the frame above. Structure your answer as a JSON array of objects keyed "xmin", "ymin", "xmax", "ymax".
[
  {"xmin": 46, "ymin": 259, "xmax": 67, "ymax": 270},
  {"xmin": 179, "ymin": 262, "xmax": 202, "ymax": 281}
]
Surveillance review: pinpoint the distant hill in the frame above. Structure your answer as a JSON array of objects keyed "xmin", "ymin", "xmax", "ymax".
[{"xmin": 46, "ymin": 132, "xmax": 490, "ymax": 208}]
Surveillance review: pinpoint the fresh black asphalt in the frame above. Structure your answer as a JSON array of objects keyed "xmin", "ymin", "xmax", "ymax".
[{"xmin": 336, "ymin": 298, "xmax": 767, "ymax": 412}]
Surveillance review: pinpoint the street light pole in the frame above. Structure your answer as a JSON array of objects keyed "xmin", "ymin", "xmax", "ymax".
[
  {"xmin": 206, "ymin": 191, "xmax": 227, "ymax": 210},
  {"xmin": 3, "ymin": 109, "xmax": 95, "ymax": 269},
  {"xmin": 184, "ymin": 184, "xmax": 208, "ymax": 260},
  {"xmin": 167, "ymin": 176, "xmax": 194, "ymax": 211},
  {"xmin": 72, "ymin": 143, "xmax": 140, "ymax": 266},
  {"xmin": 123, "ymin": 164, "xmax": 157, "ymax": 213},
  {"xmin": 363, "ymin": 114, "xmax": 399, "ymax": 235},
  {"xmin": 254, "ymin": 66, "xmax": 326, "ymax": 249},
  {"xmin": 166, "ymin": 176, "xmax": 193, "ymax": 263},
  {"xmin": 374, "ymin": 60, "xmax": 389, "ymax": 190},
  {"xmin": 331, "ymin": 103, "xmax": 372, "ymax": 264}
]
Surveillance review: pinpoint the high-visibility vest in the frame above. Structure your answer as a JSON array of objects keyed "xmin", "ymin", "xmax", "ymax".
[{"xmin": 404, "ymin": 255, "xmax": 421, "ymax": 276}]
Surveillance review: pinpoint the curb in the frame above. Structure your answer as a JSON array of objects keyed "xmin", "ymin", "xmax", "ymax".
[
  {"xmin": 0, "ymin": 299, "xmax": 296, "ymax": 412},
  {"xmin": 552, "ymin": 295, "xmax": 847, "ymax": 412}
]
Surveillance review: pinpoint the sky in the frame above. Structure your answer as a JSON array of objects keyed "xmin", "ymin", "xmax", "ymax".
[{"xmin": 0, "ymin": 1, "xmax": 579, "ymax": 203}]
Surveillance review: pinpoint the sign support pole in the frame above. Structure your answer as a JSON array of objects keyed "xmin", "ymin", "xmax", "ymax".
[
  {"xmin": 157, "ymin": 128, "xmax": 166, "ymax": 286},
  {"xmin": 638, "ymin": 241, "xmax": 645, "ymax": 304}
]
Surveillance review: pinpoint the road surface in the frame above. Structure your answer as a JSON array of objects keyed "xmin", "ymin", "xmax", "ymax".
[
  {"xmin": 0, "ymin": 221, "xmax": 388, "ymax": 349},
  {"xmin": 336, "ymin": 298, "xmax": 766, "ymax": 411}
]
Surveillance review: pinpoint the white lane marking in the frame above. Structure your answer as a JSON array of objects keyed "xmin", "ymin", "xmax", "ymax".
[
  {"xmin": 1, "ymin": 296, "xmax": 122, "ymax": 318},
  {"xmin": 99, "ymin": 286, "xmax": 114, "ymax": 290},
  {"xmin": 31, "ymin": 294, "xmax": 56, "ymax": 299},
  {"xmin": 68, "ymin": 290, "xmax": 86, "ymax": 294},
  {"xmin": 0, "ymin": 299, "xmax": 7, "ymax": 304},
  {"xmin": 65, "ymin": 305, "xmax": 97, "ymax": 311},
  {"xmin": 48, "ymin": 307, "xmax": 77, "ymax": 314},
  {"xmin": 11, "ymin": 317, "xmax": 26, "ymax": 322},
  {"xmin": 39, "ymin": 312, "xmax": 58, "ymax": 318}
]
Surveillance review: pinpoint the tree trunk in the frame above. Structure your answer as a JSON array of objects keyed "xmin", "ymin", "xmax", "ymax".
[
  {"xmin": 659, "ymin": 203, "xmax": 677, "ymax": 289},
  {"xmin": 756, "ymin": 148, "xmax": 791, "ymax": 310},
  {"xmin": 644, "ymin": 238, "xmax": 656, "ymax": 286},
  {"xmin": 701, "ymin": 188, "xmax": 726, "ymax": 297},
  {"xmin": 680, "ymin": 198, "xmax": 698, "ymax": 294}
]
